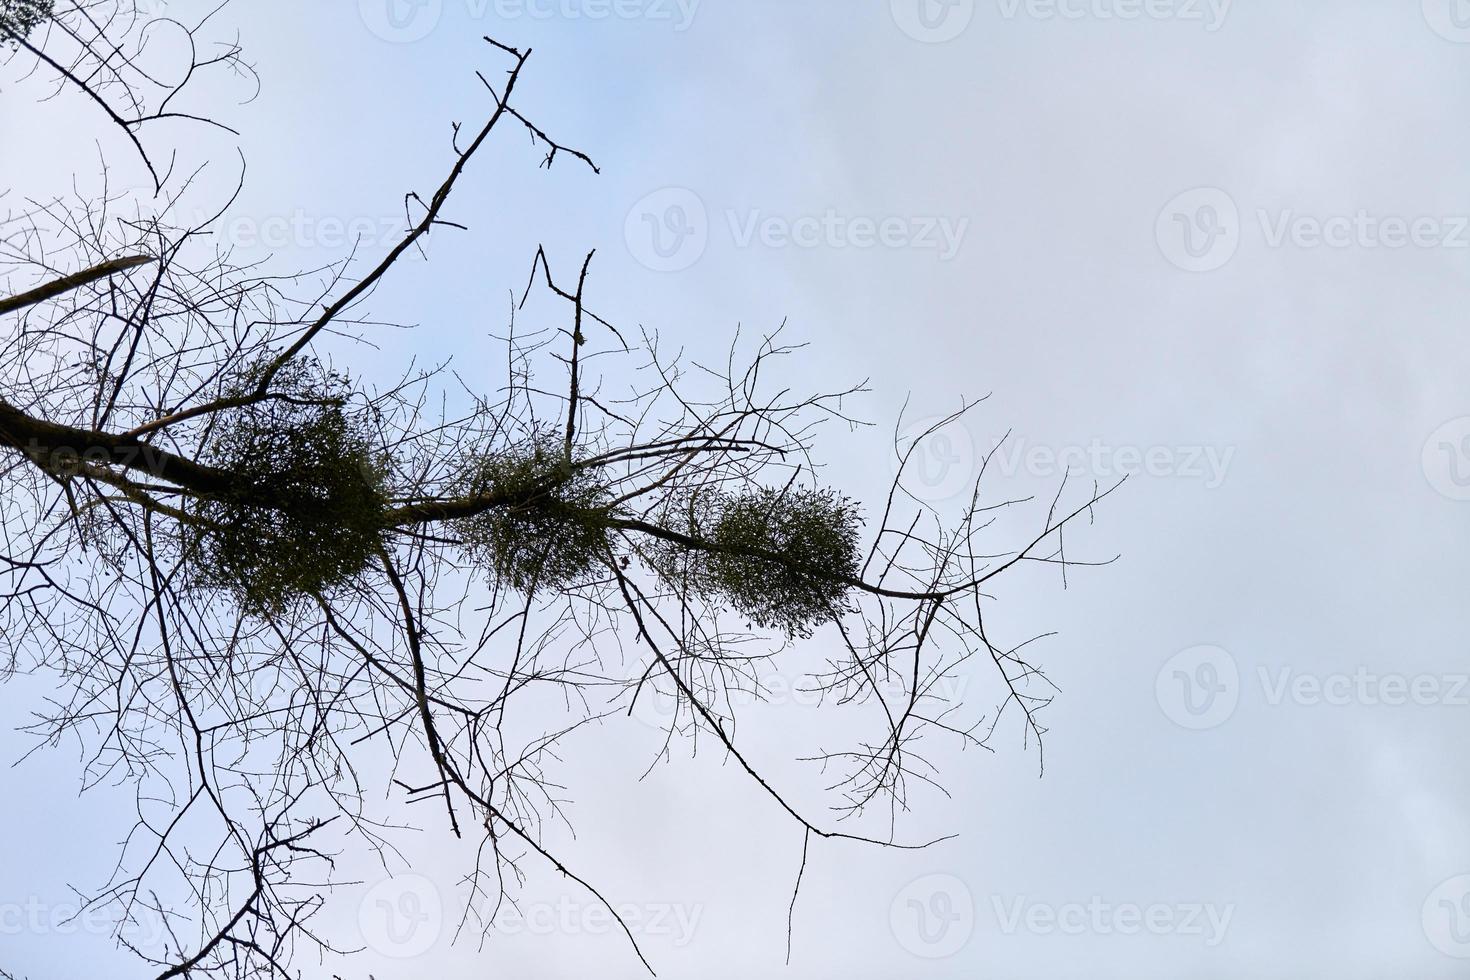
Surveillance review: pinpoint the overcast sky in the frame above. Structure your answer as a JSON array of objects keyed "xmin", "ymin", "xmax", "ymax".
[{"xmin": 6, "ymin": 1, "xmax": 1470, "ymax": 977}]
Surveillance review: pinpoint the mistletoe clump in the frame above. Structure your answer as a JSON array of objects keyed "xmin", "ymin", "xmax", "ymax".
[
  {"xmin": 189, "ymin": 358, "xmax": 388, "ymax": 614},
  {"xmin": 456, "ymin": 431, "xmax": 611, "ymax": 592},
  {"xmin": 0, "ymin": 0, "xmax": 53, "ymax": 44},
  {"xmin": 671, "ymin": 486, "xmax": 862, "ymax": 637}
]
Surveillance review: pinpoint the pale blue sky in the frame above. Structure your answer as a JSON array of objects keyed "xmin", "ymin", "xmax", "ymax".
[{"xmin": 6, "ymin": 1, "xmax": 1470, "ymax": 977}]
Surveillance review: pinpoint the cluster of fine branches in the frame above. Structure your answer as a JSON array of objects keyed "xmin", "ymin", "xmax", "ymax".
[{"xmin": 0, "ymin": 3, "xmax": 1118, "ymax": 976}]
